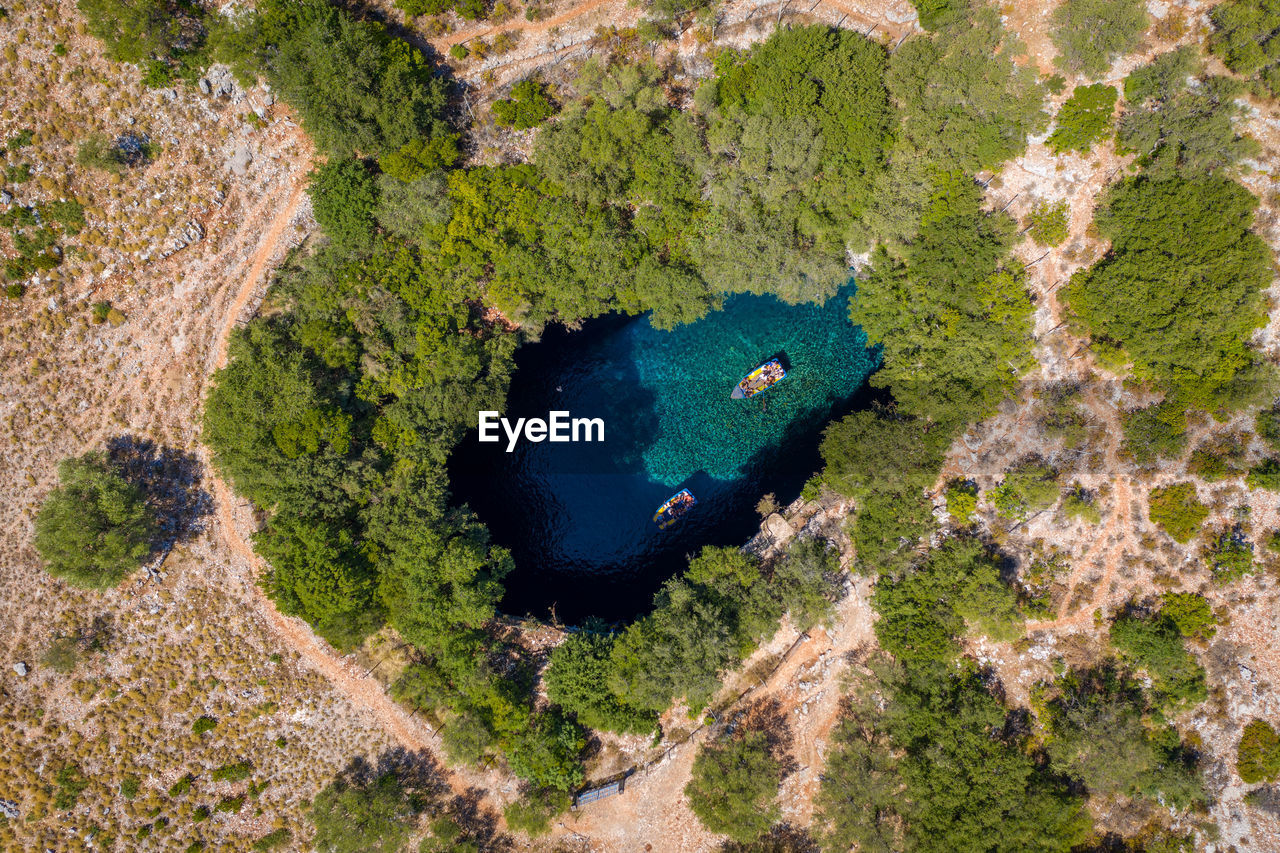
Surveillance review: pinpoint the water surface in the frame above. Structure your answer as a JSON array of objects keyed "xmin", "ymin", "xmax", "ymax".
[{"xmin": 450, "ymin": 284, "xmax": 877, "ymax": 623}]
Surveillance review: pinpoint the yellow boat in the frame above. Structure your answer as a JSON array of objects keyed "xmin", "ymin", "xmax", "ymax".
[
  {"xmin": 731, "ymin": 358, "xmax": 786, "ymax": 399},
  {"xmin": 652, "ymin": 489, "xmax": 696, "ymax": 529}
]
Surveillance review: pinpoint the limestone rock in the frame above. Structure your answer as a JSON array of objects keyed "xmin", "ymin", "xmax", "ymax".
[
  {"xmin": 12, "ymin": 661, "xmax": 28, "ymax": 676},
  {"xmin": 230, "ymin": 145, "xmax": 253, "ymax": 176}
]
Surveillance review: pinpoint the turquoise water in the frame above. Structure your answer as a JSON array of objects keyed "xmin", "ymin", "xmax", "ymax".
[{"xmin": 450, "ymin": 282, "xmax": 878, "ymax": 622}]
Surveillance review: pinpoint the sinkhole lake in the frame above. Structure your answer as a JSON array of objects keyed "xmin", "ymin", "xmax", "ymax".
[{"xmin": 450, "ymin": 283, "xmax": 879, "ymax": 623}]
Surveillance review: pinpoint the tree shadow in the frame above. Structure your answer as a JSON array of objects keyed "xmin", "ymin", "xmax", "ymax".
[
  {"xmin": 106, "ymin": 435, "xmax": 212, "ymax": 550},
  {"xmin": 718, "ymin": 822, "xmax": 820, "ymax": 852},
  {"xmin": 445, "ymin": 785, "xmax": 513, "ymax": 851},
  {"xmin": 737, "ymin": 697, "xmax": 799, "ymax": 778}
]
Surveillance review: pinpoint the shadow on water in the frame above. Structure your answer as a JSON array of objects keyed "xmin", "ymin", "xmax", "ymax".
[{"xmin": 450, "ymin": 283, "xmax": 881, "ymax": 624}]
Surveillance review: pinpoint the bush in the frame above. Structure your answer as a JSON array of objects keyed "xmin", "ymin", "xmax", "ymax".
[
  {"xmin": 310, "ymin": 770, "xmax": 420, "ymax": 852},
  {"xmin": 492, "ymin": 79, "xmax": 557, "ymax": 130},
  {"xmin": 253, "ymin": 828, "xmax": 292, "ymax": 851},
  {"xmin": 120, "ymin": 776, "xmax": 141, "ymax": 800},
  {"xmin": 1205, "ymin": 528, "xmax": 1255, "ymax": 583},
  {"xmin": 41, "ymin": 637, "xmax": 80, "ymax": 673},
  {"xmin": 1239, "ymin": 719, "xmax": 1280, "ymax": 783},
  {"xmin": 34, "ymin": 452, "xmax": 157, "ymax": 589},
  {"xmin": 1051, "ymin": 0, "xmax": 1148, "ymax": 76},
  {"xmin": 211, "ymin": 761, "xmax": 253, "ymax": 782},
  {"xmin": 685, "ymin": 730, "xmax": 782, "ymax": 844},
  {"xmin": 75, "ymin": 133, "xmax": 128, "ymax": 173},
  {"xmin": 1047, "ymin": 84, "xmax": 1117, "ymax": 154},
  {"xmin": 1247, "ymin": 458, "xmax": 1280, "ymax": 490},
  {"xmin": 309, "ymin": 158, "xmax": 379, "ymax": 251},
  {"xmin": 1148, "ymin": 483, "xmax": 1208, "ymax": 543},
  {"xmin": 1062, "ymin": 486, "xmax": 1101, "ymax": 524},
  {"xmin": 1111, "ymin": 612, "xmax": 1208, "ymax": 710},
  {"xmin": 191, "ymin": 715, "xmax": 218, "ymax": 734},
  {"xmin": 169, "ymin": 774, "xmax": 194, "ymax": 796},
  {"xmin": 1027, "ymin": 199, "xmax": 1070, "ymax": 247},
  {"xmin": 945, "ymin": 479, "xmax": 978, "ymax": 524},
  {"xmin": 991, "ymin": 462, "xmax": 1059, "ymax": 519},
  {"xmin": 771, "ymin": 535, "xmax": 842, "ymax": 631},
  {"xmin": 502, "ymin": 787, "xmax": 570, "ymax": 837},
  {"xmin": 1210, "ymin": 0, "xmax": 1280, "ymax": 96},
  {"xmin": 1158, "ymin": 593, "xmax": 1215, "ymax": 642},
  {"xmin": 1258, "ymin": 404, "xmax": 1280, "ymax": 451},
  {"xmin": 54, "ymin": 764, "xmax": 89, "ymax": 810}
]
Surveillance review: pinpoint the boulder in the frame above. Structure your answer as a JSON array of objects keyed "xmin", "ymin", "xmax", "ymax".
[
  {"xmin": 229, "ymin": 145, "xmax": 253, "ymax": 176},
  {"xmin": 0, "ymin": 190, "xmax": 11, "ymax": 205},
  {"xmin": 12, "ymin": 661, "xmax": 28, "ymax": 676},
  {"xmin": 198, "ymin": 77, "xmax": 211, "ymax": 95},
  {"xmin": 0, "ymin": 798, "xmax": 18, "ymax": 819}
]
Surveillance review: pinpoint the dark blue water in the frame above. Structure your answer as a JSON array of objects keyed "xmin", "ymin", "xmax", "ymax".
[{"xmin": 450, "ymin": 284, "xmax": 878, "ymax": 623}]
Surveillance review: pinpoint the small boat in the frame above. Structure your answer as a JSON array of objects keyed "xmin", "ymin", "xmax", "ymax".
[
  {"xmin": 731, "ymin": 358, "xmax": 786, "ymax": 399},
  {"xmin": 653, "ymin": 489, "xmax": 697, "ymax": 529}
]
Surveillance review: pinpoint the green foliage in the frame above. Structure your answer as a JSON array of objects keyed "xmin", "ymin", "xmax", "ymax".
[
  {"xmin": 75, "ymin": 134, "xmax": 128, "ymax": 173},
  {"xmin": 1204, "ymin": 527, "xmax": 1256, "ymax": 583},
  {"xmin": 378, "ymin": 135, "xmax": 460, "ymax": 182},
  {"xmin": 1062, "ymin": 486, "xmax": 1101, "ymax": 524},
  {"xmin": 310, "ymin": 771, "xmax": 419, "ymax": 853},
  {"xmin": 874, "ymin": 536, "xmax": 1024, "ymax": 664},
  {"xmin": 261, "ymin": 0, "xmax": 452, "ymax": 157},
  {"xmin": 54, "ymin": 764, "xmax": 89, "ymax": 810},
  {"xmin": 309, "ymin": 158, "xmax": 379, "ymax": 252},
  {"xmin": 909, "ymin": 0, "xmax": 968, "ymax": 31},
  {"xmin": 1027, "ymin": 199, "xmax": 1070, "ymax": 247},
  {"xmin": 169, "ymin": 774, "xmax": 194, "ymax": 795},
  {"xmin": 1160, "ymin": 592, "xmax": 1216, "ymax": 641},
  {"xmin": 191, "ymin": 716, "xmax": 217, "ymax": 734},
  {"xmin": 545, "ymin": 629, "xmax": 658, "ymax": 734},
  {"xmin": 211, "ymin": 761, "xmax": 254, "ymax": 783},
  {"xmin": 815, "ymin": 658, "xmax": 1089, "ymax": 853},
  {"xmin": 946, "ymin": 479, "xmax": 978, "ymax": 525},
  {"xmin": 1238, "ymin": 719, "xmax": 1280, "ymax": 783},
  {"xmin": 493, "ymin": 79, "xmax": 557, "ymax": 129},
  {"xmin": 1110, "ymin": 611, "xmax": 1208, "ymax": 710},
  {"xmin": 1042, "ymin": 663, "xmax": 1205, "ymax": 808},
  {"xmin": 1258, "ymin": 403, "xmax": 1280, "ymax": 451},
  {"xmin": 255, "ymin": 832, "xmax": 291, "ymax": 853},
  {"xmin": 1210, "ymin": 0, "xmax": 1280, "ymax": 96},
  {"xmin": 852, "ymin": 174, "xmax": 1033, "ymax": 426},
  {"xmin": 76, "ymin": 0, "xmax": 203, "ymax": 66},
  {"xmin": 991, "ymin": 462, "xmax": 1059, "ymax": 519},
  {"xmin": 685, "ymin": 730, "xmax": 782, "ymax": 843},
  {"xmin": 1120, "ymin": 48, "xmax": 1259, "ymax": 178},
  {"xmin": 41, "ymin": 637, "xmax": 80, "ymax": 673},
  {"xmin": 821, "ymin": 408, "xmax": 950, "ymax": 571},
  {"xmin": 1047, "ymin": 84, "xmax": 1117, "ymax": 154},
  {"xmin": 1064, "ymin": 176, "xmax": 1272, "ymax": 411},
  {"xmin": 770, "ymin": 535, "xmax": 842, "ymax": 631},
  {"xmin": 1122, "ymin": 400, "xmax": 1189, "ymax": 465},
  {"xmin": 1147, "ymin": 482, "xmax": 1208, "ymax": 543},
  {"xmin": 34, "ymin": 452, "xmax": 157, "ymax": 589},
  {"xmin": 1247, "ymin": 457, "xmax": 1280, "ymax": 490},
  {"xmin": 1051, "ymin": 0, "xmax": 1147, "ymax": 77},
  {"xmin": 119, "ymin": 776, "xmax": 141, "ymax": 800},
  {"xmin": 887, "ymin": 8, "xmax": 1046, "ymax": 176},
  {"xmin": 501, "ymin": 787, "xmax": 570, "ymax": 837}
]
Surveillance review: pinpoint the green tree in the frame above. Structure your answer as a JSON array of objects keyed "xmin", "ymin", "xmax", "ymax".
[
  {"xmin": 1026, "ymin": 200, "xmax": 1070, "ymax": 247},
  {"xmin": 309, "ymin": 158, "xmax": 379, "ymax": 252},
  {"xmin": 76, "ymin": 0, "xmax": 202, "ymax": 65},
  {"xmin": 1042, "ymin": 663, "xmax": 1205, "ymax": 808},
  {"xmin": 1050, "ymin": 0, "xmax": 1147, "ymax": 77},
  {"xmin": 1063, "ymin": 176, "xmax": 1272, "ymax": 410},
  {"xmin": 1147, "ymin": 482, "xmax": 1208, "ymax": 543},
  {"xmin": 853, "ymin": 174, "xmax": 1033, "ymax": 426},
  {"xmin": 1047, "ymin": 84, "xmax": 1117, "ymax": 154},
  {"xmin": 1210, "ymin": 0, "xmax": 1280, "ymax": 95},
  {"xmin": 1110, "ymin": 611, "xmax": 1208, "ymax": 710},
  {"xmin": 685, "ymin": 731, "xmax": 782, "ymax": 844},
  {"xmin": 816, "ymin": 659, "xmax": 1089, "ymax": 853},
  {"xmin": 990, "ymin": 462, "xmax": 1059, "ymax": 520},
  {"xmin": 1238, "ymin": 719, "xmax": 1280, "ymax": 783},
  {"xmin": 310, "ymin": 770, "xmax": 420, "ymax": 853},
  {"xmin": 493, "ymin": 79, "xmax": 557, "ymax": 129},
  {"xmin": 770, "ymin": 536, "xmax": 841, "ymax": 631},
  {"xmin": 544, "ymin": 629, "xmax": 658, "ymax": 734},
  {"xmin": 1120, "ymin": 48, "xmax": 1258, "ymax": 178},
  {"xmin": 34, "ymin": 452, "xmax": 157, "ymax": 589}
]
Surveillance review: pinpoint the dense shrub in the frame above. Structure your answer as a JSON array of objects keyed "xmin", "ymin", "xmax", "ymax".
[
  {"xmin": 1110, "ymin": 611, "xmax": 1208, "ymax": 710},
  {"xmin": 1160, "ymin": 592, "xmax": 1216, "ymax": 641},
  {"xmin": 1238, "ymin": 719, "xmax": 1280, "ymax": 783},
  {"xmin": 308, "ymin": 159, "xmax": 379, "ymax": 251},
  {"xmin": 685, "ymin": 731, "xmax": 782, "ymax": 843},
  {"xmin": 1051, "ymin": 0, "xmax": 1147, "ymax": 76},
  {"xmin": 35, "ymin": 452, "xmax": 157, "ymax": 589},
  {"xmin": 1147, "ymin": 483, "xmax": 1208, "ymax": 543},
  {"xmin": 1027, "ymin": 199, "xmax": 1070, "ymax": 247},
  {"xmin": 991, "ymin": 462, "xmax": 1059, "ymax": 520},
  {"xmin": 492, "ymin": 79, "xmax": 557, "ymax": 129},
  {"xmin": 1205, "ymin": 528, "xmax": 1256, "ymax": 584},
  {"xmin": 1047, "ymin": 84, "xmax": 1117, "ymax": 153},
  {"xmin": 1210, "ymin": 0, "xmax": 1280, "ymax": 96}
]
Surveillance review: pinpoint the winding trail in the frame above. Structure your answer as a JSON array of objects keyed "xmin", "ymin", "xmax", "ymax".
[{"xmin": 200, "ymin": 179, "xmax": 445, "ymax": 760}]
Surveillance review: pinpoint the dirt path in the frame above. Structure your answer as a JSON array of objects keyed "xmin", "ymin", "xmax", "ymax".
[
  {"xmin": 436, "ymin": 0, "xmax": 621, "ymax": 48},
  {"xmin": 198, "ymin": 176, "xmax": 451, "ymax": 762}
]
